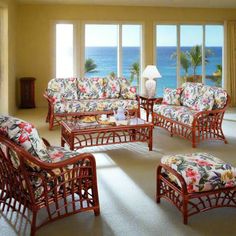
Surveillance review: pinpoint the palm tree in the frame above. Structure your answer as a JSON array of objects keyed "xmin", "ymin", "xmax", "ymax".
[
  {"xmin": 187, "ymin": 45, "xmax": 212, "ymax": 79},
  {"xmin": 213, "ymin": 64, "xmax": 222, "ymax": 87},
  {"xmin": 85, "ymin": 58, "xmax": 98, "ymax": 73},
  {"xmin": 109, "ymin": 71, "xmax": 116, "ymax": 79},
  {"xmin": 129, "ymin": 62, "xmax": 140, "ymax": 85},
  {"xmin": 171, "ymin": 51, "xmax": 191, "ymax": 76}
]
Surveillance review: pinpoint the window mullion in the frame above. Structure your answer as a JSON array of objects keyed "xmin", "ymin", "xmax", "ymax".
[
  {"xmin": 117, "ymin": 24, "xmax": 122, "ymax": 77},
  {"xmin": 177, "ymin": 24, "xmax": 181, "ymax": 87},
  {"xmin": 202, "ymin": 25, "xmax": 206, "ymax": 84}
]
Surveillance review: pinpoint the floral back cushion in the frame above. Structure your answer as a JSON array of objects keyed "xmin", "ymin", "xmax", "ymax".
[
  {"xmin": 192, "ymin": 88, "xmax": 215, "ymax": 111},
  {"xmin": 180, "ymin": 82, "xmax": 203, "ymax": 108},
  {"xmin": 0, "ymin": 115, "xmax": 50, "ymax": 163},
  {"xmin": 119, "ymin": 77, "xmax": 137, "ymax": 100},
  {"xmin": 162, "ymin": 88, "xmax": 183, "ymax": 106},
  {"xmin": 103, "ymin": 77, "xmax": 120, "ymax": 98},
  {"xmin": 161, "ymin": 152, "xmax": 236, "ymax": 193},
  {"xmin": 202, "ymin": 86, "xmax": 228, "ymax": 110},
  {"xmin": 47, "ymin": 78, "xmax": 78, "ymax": 102},
  {"xmin": 77, "ymin": 77, "xmax": 105, "ymax": 99}
]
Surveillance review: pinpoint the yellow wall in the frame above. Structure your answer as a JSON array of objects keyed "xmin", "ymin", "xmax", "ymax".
[
  {"xmin": 16, "ymin": 4, "xmax": 236, "ymax": 107},
  {"xmin": 0, "ymin": 0, "xmax": 16, "ymax": 114}
]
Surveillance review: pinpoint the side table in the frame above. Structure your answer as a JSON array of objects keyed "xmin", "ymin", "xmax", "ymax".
[{"xmin": 139, "ymin": 95, "xmax": 162, "ymax": 121}]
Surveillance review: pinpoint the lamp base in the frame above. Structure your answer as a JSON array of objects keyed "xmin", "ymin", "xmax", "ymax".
[{"xmin": 145, "ymin": 79, "xmax": 156, "ymax": 98}]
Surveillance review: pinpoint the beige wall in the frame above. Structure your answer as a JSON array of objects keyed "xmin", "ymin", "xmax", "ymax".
[
  {"xmin": 0, "ymin": 0, "xmax": 16, "ymax": 114},
  {"xmin": 16, "ymin": 4, "xmax": 236, "ymax": 107}
]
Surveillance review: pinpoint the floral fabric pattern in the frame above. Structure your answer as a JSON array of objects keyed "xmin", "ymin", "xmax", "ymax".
[
  {"xmin": 201, "ymin": 86, "xmax": 228, "ymax": 110},
  {"xmin": 193, "ymin": 89, "xmax": 215, "ymax": 111},
  {"xmin": 65, "ymin": 99, "xmax": 138, "ymax": 113},
  {"xmin": 47, "ymin": 78, "xmax": 78, "ymax": 102},
  {"xmin": 77, "ymin": 77, "xmax": 105, "ymax": 99},
  {"xmin": 180, "ymin": 82, "xmax": 203, "ymax": 109},
  {"xmin": 162, "ymin": 88, "xmax": 183, "ymax": 106},
  {"xmin": 104, "ymin": 77, "xmax": 120, "ymax": 98},
  {"xmin": 119, "ymin": 77, "xmax": 137, "ymax": 100},
  {"xmin": 161, "ymin": 153, "xmax": 236, "ymax": 193},
  {"xmin": 153, "ymin": 104, "xmax": 198, "ymax": 126},
  {"xmin": 0, "ymin": 115, "xmax": 50, "ymax": 162}
]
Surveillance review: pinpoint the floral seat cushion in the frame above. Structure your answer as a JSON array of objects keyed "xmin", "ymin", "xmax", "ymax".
[
  {"xmin": 0, "ymin": 115, "xmax": 50, "ymax": 162},
  {"xmin": 161, "ymin": 153, "xmax": 236, "ymax": 193},
  {"xmin": 47, "ymin": 78, "xmax": 78, "ymax": 102},
  {"xmin": 64, "ymin": 99, "xmax": 139, "ymax": 113},
  {"xmin": 153, "ymin": 104, "xmax": 198, "ymax": 126}
]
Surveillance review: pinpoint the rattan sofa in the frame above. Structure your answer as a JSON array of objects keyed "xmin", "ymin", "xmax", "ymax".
[
  {"xmin": 44, "ymin": 77, "xmax": 140, "ymax": 129},
  {"xmin": 152, "ymin": 82, "xmax": 230, "ymax": 147},
  {"xmin": 0, "ymin": 115, "xmax": 100, "ymax": 236}
]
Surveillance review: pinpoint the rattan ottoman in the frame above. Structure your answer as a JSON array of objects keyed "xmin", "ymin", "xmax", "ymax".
[{"xmin": 156, "ymin": 153, "xmax": 236, "ymax": 224}]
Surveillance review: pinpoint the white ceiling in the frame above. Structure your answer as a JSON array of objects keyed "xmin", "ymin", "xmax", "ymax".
[{"xmin": 16, "ymin": 0, "xmax": 236, "ymax": 9}]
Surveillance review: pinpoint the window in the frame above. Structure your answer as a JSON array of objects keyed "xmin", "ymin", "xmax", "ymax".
[
  {"xmin": 56, "ymin": 24, "xmax": 74, "ymax": 78},
  {"xmin": 156, "ymin": 24, "xmax": 224, "ymax": 96},
  {"xmin": 84, "ymin": 23, "xmax": 142, "ymax": 91},
  {"xmin": 85, "ymin": 24, "xmax": 118, "ymax": 77},
  {"xmin": 205, "ymin": 25, "xmax": 223, "ymax": 87},
  {"xmin": 156, "ymin": 25, "xmax": 177, "ymax": 96},
  {"xmin": 122, "ymin": 25, "xmax": 141, "ymax": 90},
  {"xmin": 55, "ymin": 23, "xmax": 142, "ymax": 92}
]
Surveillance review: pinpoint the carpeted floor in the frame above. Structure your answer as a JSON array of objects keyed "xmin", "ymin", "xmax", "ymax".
[{"xmin": 1, "ymin": 107, "xmax": 236, "ymax": 236}]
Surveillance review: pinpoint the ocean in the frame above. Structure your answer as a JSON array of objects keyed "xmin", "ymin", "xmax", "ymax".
[{"xmin": 85, "ymin": 46, "xmax": 222, "ymax": 97}]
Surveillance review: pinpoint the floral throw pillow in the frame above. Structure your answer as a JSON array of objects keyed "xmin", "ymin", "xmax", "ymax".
[{"xmin": 162, "ymin": 88, "xmax": 183, "ymax": 106}]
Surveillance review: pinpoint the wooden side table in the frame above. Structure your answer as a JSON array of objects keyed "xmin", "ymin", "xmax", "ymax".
[
  {"xmin": 20, "ymin": 77, "xmax": 36, "ymax": 108},
  {"xmin": 139, "ymin": 95, "xmax": 162, "ymax": 121}
]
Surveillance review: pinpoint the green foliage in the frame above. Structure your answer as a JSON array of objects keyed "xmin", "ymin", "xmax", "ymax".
[
  {"xmin": 171, "ymin": 45, "xmax": 212, "ymax": 80},
  {"xmin": 85, "ymin": 58, "xmax": 98, "ymax": 73},
  {"xmin": 129, "ymin": 62, "xmax": 140, "ymax": 85}
]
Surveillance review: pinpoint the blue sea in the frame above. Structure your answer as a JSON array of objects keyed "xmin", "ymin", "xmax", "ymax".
[{"xmin": 85, "ymin": 46, "xmax": 222, "ymax": 96}]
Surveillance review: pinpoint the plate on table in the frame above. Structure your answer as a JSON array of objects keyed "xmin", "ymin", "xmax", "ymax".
[{"xmin": 80, "ymin": 116, "xmax": 97, "ymax": 123}]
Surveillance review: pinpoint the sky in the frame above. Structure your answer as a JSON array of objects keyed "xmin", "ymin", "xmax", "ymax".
[
  {"xmin": 85, "ymin": 24, "xmax": 141, "ymax": 47},
  {"xmin": 84, "ymin": 24, "xmax": 223, "ymax": 47},
  {"xmin": 156, "ymin": 25, "xmax": 223, "ymax": 47}
]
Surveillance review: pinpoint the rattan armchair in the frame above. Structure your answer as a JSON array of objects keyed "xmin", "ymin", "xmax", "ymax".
[{"xmin": 0, "ymin": 132, "xmax": 100, "ymax": 236}]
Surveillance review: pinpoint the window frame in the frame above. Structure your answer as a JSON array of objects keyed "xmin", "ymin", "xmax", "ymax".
[{"xmin": 154, "ymin": 22, "xmax": 225, "ymax": 90}]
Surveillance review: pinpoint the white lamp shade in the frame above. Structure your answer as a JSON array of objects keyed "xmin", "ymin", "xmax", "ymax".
[{"xmin": 142, "ymin": 65, "xmax": 162, "ymax": 79}]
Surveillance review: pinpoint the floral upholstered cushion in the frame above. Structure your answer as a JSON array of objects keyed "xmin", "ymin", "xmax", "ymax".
[
  {"xmin": 161, "ymin": 153, "xmax": 236, "ymax": 193},
  {"xmin": 193, "ymin": 90, "xmax": 215, "ymax": 111},
  {"xmin": 65, "ymin": 99, "xmax": 139, "ymax": 113},
  {"xmin": 104, "ymin": 77, "xmax": 121, "ymax": 98},
  {"xmin": 202, "ymin": 86, "xmax": 228, "ymax": 110},
  {"xmin": 119, "ymin": 77, "xmax": 137, "ymax": 100},
  {"xmin": 47, "ymin": 78, "xmax": 78, "ymax": 102},
  {"xmin": 153, "ymin": 104, "xmax": 198, "ymax": 126},
  {"xmin": 0, "ymin": 115, "xmax": 50, "ymax": 162},
  {"xmin": 162, "ymin": 88, "xmax": 183, "ymax": 106},
  {"xmin": 180, "ymin": 82, "xmax": 203, "ymax": 109},
  {"xmin": 77, "ymin": 77, "xmax": 105, "ymax": 99}
]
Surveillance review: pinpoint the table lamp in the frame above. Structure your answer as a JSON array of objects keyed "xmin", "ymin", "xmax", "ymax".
[{"xmin": 142, "ymin": 65, "xmax": 161, "ymax": 98}]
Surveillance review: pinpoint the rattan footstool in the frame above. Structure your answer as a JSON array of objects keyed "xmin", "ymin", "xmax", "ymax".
[{"xmin": 156, "ymin": 153, "xmax": 236, "ymax": 224}]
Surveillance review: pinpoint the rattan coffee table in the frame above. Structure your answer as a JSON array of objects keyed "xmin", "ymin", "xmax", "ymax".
[{"xmin": 61, "ymin": 117, "xmax": 154, "ymax": 150}]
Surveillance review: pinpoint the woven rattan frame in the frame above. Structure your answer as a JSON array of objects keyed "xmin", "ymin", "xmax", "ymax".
[
  {"xmin": 152, "ymin": 96, "xmax": 230, "ymax": 147},
  {"xmin": 0, "ymin": 134, "xmax": 100, "ymax": 236},
  {"xmin": 156, "ymin": 163, "xmax": 236, "ymax": 224},
  {"xmin": 44, "ymin": 93, "xmax": 141, "ymax": 130}
]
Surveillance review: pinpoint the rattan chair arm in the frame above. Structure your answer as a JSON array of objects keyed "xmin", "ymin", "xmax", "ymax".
[{"xmin": 158, "ymin": 163, "xmax": 188, "ymax": 194}]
